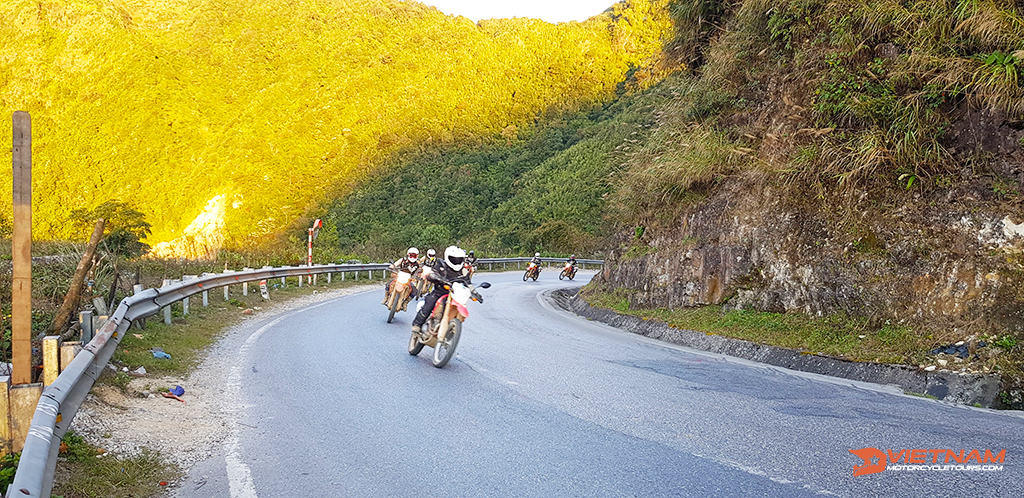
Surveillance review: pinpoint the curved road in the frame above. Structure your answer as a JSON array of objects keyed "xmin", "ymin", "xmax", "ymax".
[{"xmin": 178, "ymin": 271, "xmax": 1024, "ymax": 497}]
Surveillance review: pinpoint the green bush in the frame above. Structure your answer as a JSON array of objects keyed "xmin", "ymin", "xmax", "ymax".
[{"xmin": 0, "ymin": 452, "xmax": 19, "ymax": 494}]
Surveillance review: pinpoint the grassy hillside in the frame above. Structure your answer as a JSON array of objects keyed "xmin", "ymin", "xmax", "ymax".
[
  {"xmin": 0, "ymin": 0, "xmax": 674, "ymax": 251},
  {"xmin": 319, "ymin": 85, "xmax": 677, "ymax": 259},
  {"xmin": 328, "ymin": 0, "xmax": 1024, "ymax": 259}
]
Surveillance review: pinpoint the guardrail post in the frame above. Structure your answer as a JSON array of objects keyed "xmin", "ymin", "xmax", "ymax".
[
  {"xmin": 133, "ymin": 284, "xmax": 146, "ymax": 328},
  {"xmin": 78, "ymin": 310, "xmax": 94, "ymax": 343},
  {"xmin": 327, "ymin": 272, "xmax": 331, "ymax": 283},
  {"xmin": 341, "ymin": 271, "xmax": 346, "ymax": 281},
  {"xmin": 281, "ymin": 276, "xmax": 285, "ymax": 286},
  {"xmin": 313, "ymin": 273, "xmax": 318, "ymax": 286},
  {"xmin": 182, "ymin": 275, "xmax": 196, "ymax": 315},
  {"xmin": 162, "ymin": 279, "xmax": 173, "ymax": 325},
  {"xmin": 298, "ymin": 274, "xmax": 303, "ymax": 287},
  {"xmin": 518, "ymin": 262, "xmax": 521, "ymax": 269},
  {"xmin": 42, "ymin": 336, "xmax": 60, "ymax": 386},
  {"xmin": 223, "ymin": 269, "xmax": 234, "ymax": 300},
  {"xmin": 243, "ymin": 268, "xmax": 251, "ymax": 296}
]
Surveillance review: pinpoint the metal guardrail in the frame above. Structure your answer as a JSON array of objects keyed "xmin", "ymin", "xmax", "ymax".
[
  {"xmin": 470, "ymin": 257, "xmax": 603, "ymax": 271},
  {"xmin": 7, "ymin": 257, "xmax": 603, "ymax": 497}
]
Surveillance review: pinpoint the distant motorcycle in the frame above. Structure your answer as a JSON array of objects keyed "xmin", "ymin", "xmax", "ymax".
[
  {"xmin": 523, "ymin": 262, "xmax": 540, "ymax": 281},
  {"xmin": 558, "ymin": 262, "xmax": 577, "ymax": 281},
  {"xmin": 385, "ymin": 270, "xmax": 414, "ymax": 323},
  {"xmin": 408, "ymin": 279, "xmax": 490, "ymax": 368}
]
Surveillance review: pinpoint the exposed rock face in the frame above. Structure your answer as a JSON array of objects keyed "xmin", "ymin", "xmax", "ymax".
[{"xmin": 597, "ymin": 176, "xmax": 1024, "ymax": 335}]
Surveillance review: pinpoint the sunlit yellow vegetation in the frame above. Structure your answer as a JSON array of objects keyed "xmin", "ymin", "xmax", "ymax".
[{"xmin": 0, "ymin": 0, "xmax": 674, "ymax": 250}]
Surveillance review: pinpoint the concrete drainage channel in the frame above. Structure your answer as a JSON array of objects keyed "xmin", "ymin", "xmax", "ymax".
[{"xmin": 549, "ymin": 289, "xmax": 1005, "ymax": 409}]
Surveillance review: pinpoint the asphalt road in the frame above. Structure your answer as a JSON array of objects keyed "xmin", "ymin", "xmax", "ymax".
[{"xmin": 177, "ymin": 270, "xmax": 1024, "ymax": 497}]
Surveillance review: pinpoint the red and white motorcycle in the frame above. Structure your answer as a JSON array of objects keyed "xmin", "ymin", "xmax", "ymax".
[{"xmin": 408, "ymin": 278, "xmax": 490, "ymax": 368}]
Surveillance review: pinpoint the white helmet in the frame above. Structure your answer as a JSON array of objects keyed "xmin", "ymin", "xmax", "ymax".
[
  {"xmin": 535, "ymin": 252, "xmax": 540, "ymax": 258},
  {"xmin": 427, "ymin": 248, "xmax": 436, "ymax": 258},
  {"xmin": 407, "ymin": 247, "xmax": 419, "ymax": 259},
  {"xmin": 444, "ymin": 246, "xmax": 467, "ymax": 271}
]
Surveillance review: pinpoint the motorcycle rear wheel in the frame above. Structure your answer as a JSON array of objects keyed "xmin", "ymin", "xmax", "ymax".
[
  {"xmin": 408, "ymin": 329, "xmax": 424, "ymax": 356},
  {"xmin": 432, "ymin": 320, "xmax": 461, "ymax": 368}
]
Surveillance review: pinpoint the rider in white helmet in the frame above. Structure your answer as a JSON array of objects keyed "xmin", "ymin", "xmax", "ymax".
[
  {"xmin": 528, "ymin": 252, "xmax": 543, "ymax": 277},
  {"xmin": 411, "ymin": 245, "xmax": 472, "ymax": 335},
  {"xmin": 420, "ymin": 248, "xmax": 437, "ymax": 266},
  {"xmin": 383, "ymin": 247, "xmax": 421, "ymax": 305}
]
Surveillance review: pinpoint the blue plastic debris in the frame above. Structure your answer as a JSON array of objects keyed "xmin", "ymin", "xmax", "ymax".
[
  {"xmin": 169, "ymin": 385, "xmax": 185, "ymax": 396},
  {"xmin": 152, "ymin": 351, "xmax": 172, "ymax": 359}
]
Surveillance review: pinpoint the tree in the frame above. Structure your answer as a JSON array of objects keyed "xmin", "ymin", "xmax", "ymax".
[{"xmin": 67, "ymin": 201, "xmax": 152, "ymax": 258}]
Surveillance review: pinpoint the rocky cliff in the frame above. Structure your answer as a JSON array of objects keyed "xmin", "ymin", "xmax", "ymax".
[{"xmin": 594, "ymin": 174, "xmax": 1024, "ymax": 337}]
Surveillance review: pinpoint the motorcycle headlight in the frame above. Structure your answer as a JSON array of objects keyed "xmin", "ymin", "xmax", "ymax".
[
  {"xmin": 451, "ymin": 283, "xmax": 472, "ymax": 305},
  {"xmin": 397, "ymin": 272, "xmax": 412, "ymax": 284}
]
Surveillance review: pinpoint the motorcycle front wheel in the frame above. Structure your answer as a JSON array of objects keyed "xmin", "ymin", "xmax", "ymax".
[
  {"xmin": 432, "ymin": 320, "xmax": 462, "ymax": 368},
  {"xmin": 408, "ymin": 329, "xmax": 424, "ymax": 356},
  {"xmin": 523, "ymin": 271, "xmax": 529, "ymax": 281},
  {"xmin": 387, "ymin": 291, "xmax": 400, "ymax": 323},
  {"xmin": 559, "ymin": 269, "xmax": 566, "ymax": 280}
]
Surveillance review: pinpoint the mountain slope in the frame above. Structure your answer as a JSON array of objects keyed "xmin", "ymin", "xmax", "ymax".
[{"xmin": 0, "ymin": 0, "xmax": 674, "ymax": 251}]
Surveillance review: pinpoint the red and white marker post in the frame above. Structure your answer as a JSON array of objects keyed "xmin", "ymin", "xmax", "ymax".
[{"xmin": 308, "ymin": 219, "xmax": 323, "ymax": 283}]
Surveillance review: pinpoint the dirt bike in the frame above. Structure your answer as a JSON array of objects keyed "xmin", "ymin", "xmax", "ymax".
[
  {"xmin": 523, "ymin": 262, "xmax": 540, "ymax": 281},
  {"xmin": 558, "ymin": 262, "xmax": 578, "ymax": 280},
  {"xmin": 385, "ymin": 269, "xmax": 415, "ymax": 323},
  {"xmin": 408, "ymin": 279, "xmax": 490, "ymax": 368}
]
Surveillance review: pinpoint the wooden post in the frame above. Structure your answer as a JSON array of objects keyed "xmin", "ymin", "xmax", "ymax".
[
  {"xmin": 11, "ymin": 111, "xmax": 32, "ymax": 385},
  {"xmin": 48, "ymin": 219, "xmax": 105, "ymax": 337}
]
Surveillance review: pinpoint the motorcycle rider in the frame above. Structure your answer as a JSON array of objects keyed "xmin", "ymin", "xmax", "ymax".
[
  {"xmin": 566, "ymin": 254, "xmax": 577, "ymax": 268},
  {"xmin": 420, "ymin": 248, "xmax": 437, "ymax": 266},
  {"xmin": 465, "ymin": 250, "xmax": 478, "ymax": 273},
  {"xmin": 383, "ymin": 247, "xmax": 421, "ymax": 306},
  {"xmin": 529, "ymin": 252, "xmax": 542, "ymax": 276},
  {"xmin": 411, "ymin": 245, "xmax": 472, "ymax": 336}
]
